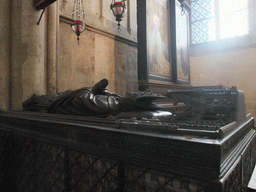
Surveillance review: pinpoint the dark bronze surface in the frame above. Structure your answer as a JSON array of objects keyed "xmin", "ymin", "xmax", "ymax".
[
  {"xmin": 33, "ymin": 0, "xmax": 57, "ymax": 10},
  {"xmin": 1, "ymin": 85, "xmax": 256, "ymax": 191},
  {"xmin": 22, "ymin": 79, "xmax": 165, "ymax": 117},
  {"xmin": 0, "ymin": 111, "xmax": 255, "ymax": 191}
]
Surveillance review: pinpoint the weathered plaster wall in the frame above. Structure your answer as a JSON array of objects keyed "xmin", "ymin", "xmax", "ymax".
[
  {"xmin": 9, "ymin": 0, "xmax": 47, "ymax": 110},
  {"xmin": 58, "ymin": 0, "xmax": 138, "ymax": 96},
  {"xmin": 94, "ymin": 34, "xmax": 115, "ymax": 92},
  {"xmin": 58, "ymin": 20, "xmax": 138, "ymax": 96},
  {"xmin": 59, "ymin": 0, "xmax": 137, "ymax": 40},
  {"xmin": 58, "ymin": 22, "xmax": 96, "ymax": 91},
  {"xmin": 0, "ymin": 0, "xmax": 137, "ymax": 111},
  {"xmin": 190, "ymin": 47, "xmax": 256, "ymax": 118}
]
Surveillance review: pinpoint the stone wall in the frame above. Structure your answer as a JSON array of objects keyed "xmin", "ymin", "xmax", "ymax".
[
  {"xmin": 0, "ymin": 0, "xmax": 138, "ymax": 111},
  {"xmin": 58, "ymin": 0, "xmax": 138, "ymax": 96},
  {"xmin": 190, "ymin": 47, "xmax": 256, "ymax": 119},
  {"xmin": 0, "ymin": 1, "xmax": 48, "ymax": 111}
]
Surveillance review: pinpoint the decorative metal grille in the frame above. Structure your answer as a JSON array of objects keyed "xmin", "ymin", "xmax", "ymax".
[
  {"xmin": 35, "ymin": 141, "xmax": 66, "ymax": 192},
  {"xmin": 69, "ymin": 151, "xmax": 119, "ymax": 192},
  {"xmin": 14, "ymin": 135, "xmax": 37, "ymax": 191},
  {"xmin": 124, "ymin": 165, "xmax": 209, "ymax": 192},
  {"xmin": 0, "ymin": 131, "xmax": 15, "ymax": 191},
  {"xmin": 0, "ymin": 130, "xmax": 213, "ymax": 192},
  {"xmin": 0, "ymin": 127, "xmax": 255, "ymax": 192}
]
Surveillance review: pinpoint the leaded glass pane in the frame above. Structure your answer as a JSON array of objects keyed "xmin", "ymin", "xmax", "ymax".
[
  {"xmin": 220, "ymin": 9, "xmax": 249, "ymax": 39},
  {"xmin": 191, "ymin": 19, "xmax": 216, "ymax": 44},
  {"xmin": 191, "ymin": 0, "xmax": 215, "ymax": 22},
  {"xmin": 219, "ymin": 0, "xmax": 249, "ymax": 15},
  {"xmin": 190, "ymin": 0, "xmax": 250, "ymax": 44}
]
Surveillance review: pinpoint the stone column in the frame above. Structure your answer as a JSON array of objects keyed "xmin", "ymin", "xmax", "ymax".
[
  {"xmin": 10, "ymin": 0, "xmax": 23, "ymax": 110},
  {"xmin": 0, "ymin": 1, "xmax": 11, "ymax": 110},
  {"xmin": 47, "ymin": 2, "xmax": 57, "ymax": 95},
  {"xmin": 11, "ymin": 0, "xmax": 46, "ymax": 110},
  {"xmin": 21, "ymin": 1, "xmax": 46, "ymax": 99}
]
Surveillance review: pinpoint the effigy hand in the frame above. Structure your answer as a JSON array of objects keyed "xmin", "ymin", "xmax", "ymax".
[{"xmin": 47, "ymin": 79, "xmax": 121, "ymax": 116}]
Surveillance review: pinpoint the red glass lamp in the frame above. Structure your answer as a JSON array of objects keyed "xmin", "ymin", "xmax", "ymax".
[
  {"xmin": 110, "ymin": 0, "xmax": 126, "ymax": 32},
  {"xmin": 71, "ymin": 0, "xmax": 86, "ymax": 44}
]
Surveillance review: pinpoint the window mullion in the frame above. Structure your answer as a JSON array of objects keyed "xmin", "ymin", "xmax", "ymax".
[{"xmin": 214, "ymin": 0, "xmax": 220, "ymax": 40}]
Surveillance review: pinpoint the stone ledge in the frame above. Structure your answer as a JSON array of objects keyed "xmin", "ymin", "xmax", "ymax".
[{"xmin": 60, "ymin": 15, "xmax": 137, "ymax": 48}]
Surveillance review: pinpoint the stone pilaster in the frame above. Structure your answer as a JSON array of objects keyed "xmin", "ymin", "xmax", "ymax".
[
  {"xmin": 21, "ymin": 1, "xmax": 46, "ymax": 100},
  {"xmin": 10, "ymin": 0, "xmax": 23, "ymax": 110},
  {"xmin": 10, "ymin": 1, "xmax": 47, "ymax": 110},
  {"xmin": 47, "ymin": 2, "xmax": 58, "ymax": 95},
  {"xmin": 0, "ymin": 1, "xmax": 11, "ymax": 110}
]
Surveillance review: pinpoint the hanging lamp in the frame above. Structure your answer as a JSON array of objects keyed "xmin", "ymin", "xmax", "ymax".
[
  {"xmin": 71, "ymin": 0, "xmax": 86, "ymax": 44},
  {"xmin": 110, "ymin": 0, "xmax": 126, "ymax": 33}
]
